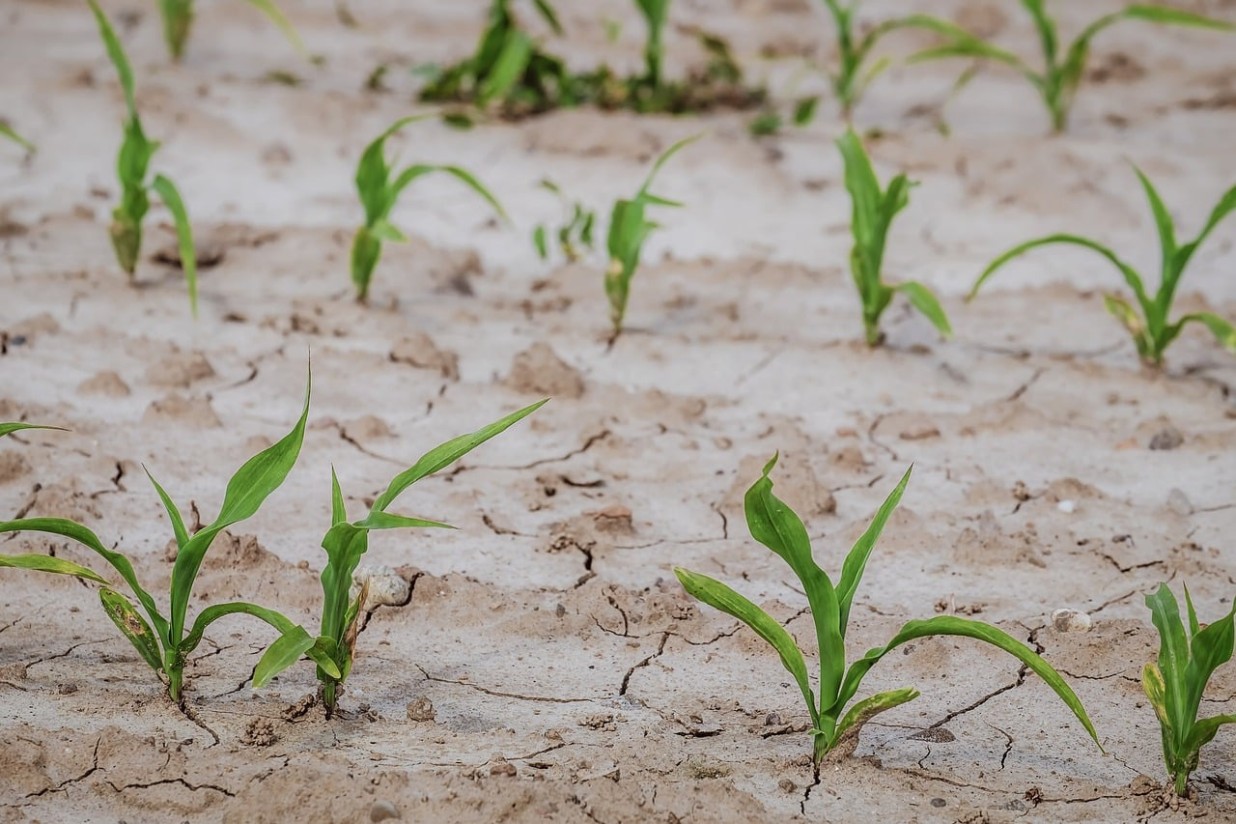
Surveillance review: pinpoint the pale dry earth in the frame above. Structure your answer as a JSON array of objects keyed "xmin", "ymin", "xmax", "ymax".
[{"xmin": 2, "ymin": 0, "xmax": 1236, "ymax": 822}]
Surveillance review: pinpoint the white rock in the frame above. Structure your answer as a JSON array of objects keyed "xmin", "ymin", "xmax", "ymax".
[
  {"xmin": 1057, "ymin": 499, "xmax": 1076, "ymax": 514},
  {"xmin": 1051, "ymin": 608, "xmax": 1092, "ymax": 633},
  {"xmin": 350, "ymin": 565, "xmax": 410, "ymax": 608},
  {"xmin": 1167, "ymin": 488, "xmax": 1193, "ymax": 517}
]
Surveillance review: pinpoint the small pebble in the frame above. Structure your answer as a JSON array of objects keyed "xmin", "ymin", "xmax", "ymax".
[
  {"xmin": 369, "ymin": 800, "xmax": 400, "ymax": 822},
  {"xmin": 931, "ymin": 798, "xmax": 947, "ymax": 808},
  {"xmin": 1052, "ymin": 608, "xmax": 1092, "ymax": 633},
  {"xmin": 406, "ymin": 696, "xmax": 435, "ymax": 722},
  {"xmin": 1057, "ymin": 499, "xmax": 1076, "ymax": 514},
  {"xmin": 1149, "ymin": 426, "xmax": 1184, "ymax": 451},
  {"xmin": 1167, "ymin": 488, "xmax": 1193, "ymax": 517}
]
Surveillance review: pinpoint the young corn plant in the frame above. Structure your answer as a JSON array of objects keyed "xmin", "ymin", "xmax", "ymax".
[
  {"xmin": 157, "ymin": 0, "xmax": 305, "ymax": 62},
  {"xmin": 634, "ymin": 0, "xmax": 669, "ymax": 91},
  {"xmin": 252, "ymin": 400, "xmax": 547, "ymax": 716},
  {"xmin": 351, "ymin": 115, "xmax": 506, "ymax": 302},
  {"xmin": 0, "ymin": 371, "xmax": 338, "ymax": 703},
  {"xmin": 675, "ymin": 456, "xmax": 1101, "ymax": 764},
  {"xmin": 89, "ymin": 0, "xmax": 199, "ymax": 317},
  {"xmin": 911, "ymin": 2, "xmax": 1234, "ymax": 132},
  {"xmin": 605, "ymin": 134, "xmax": 698, "ymax": 337},
  {"xmin": 419, "ymin": 0, "xmax": 573, "ymax": 117},
  {"xmin": 1143, "ymin": 584, "xmax": 1236, "ymax": 797},
  {"xmin": 533, "ymin": 179, "xmax": 596, "ymax": 263},
  {"xmin": 819, "ymin": 1, "xmax": 975, "ymax": 117},
  {"xmin": 838, "ymin": 129, "xmax": 950, "ymax": 346},
  {"xmin": 969, "ymin": 167, "xmax": 1236, "ymax": 366}
]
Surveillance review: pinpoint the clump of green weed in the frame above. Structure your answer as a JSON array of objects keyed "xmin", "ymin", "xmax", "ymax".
[
  {"xmin": 970, "ymin": 166, "xmax": 1235, "ymax": 366},
  {"xmin": 157, "ymin": 0, "xmax": 305, "ymax": 62},
  {"xmin": 911, "ymin": 2, "xmax": 1234, "ymax": 132},
  {"xmin": 605, "ymin": 134, "xmax": 698, "ymax": 338},
  {"xmin": 351, "ymin": 115, "xmax": 506, "ymax": 302},
  {"xmin": 0, "ymin": 371, "xmax": 336, "ymax": 704},
  {"xmin": 89, "ymin": 0, "xmax": 199, "ymax": 316},
  {"xmin": 1143, "ymin": 583, "xmax": 1236, "ymax": 796},
  {"xmin": 838, "ymin": 129, "xmax": 950, "ymax": 346},
  {"xmin": 252, "ymin": 400, "xmax": 547, "ymax": 716},
  {"xmin": 675, "ymin": 456, "xmax": 1101, "ymax": 764}
]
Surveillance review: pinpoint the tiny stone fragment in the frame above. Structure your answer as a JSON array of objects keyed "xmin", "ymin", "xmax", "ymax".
[
  {"xmin": 1166, "ymin": 488, "xmax": 1193, "ymax": 517},
  {"xmin": 406, "ymin": 696, "xmax": 435, "ymax": 722},
  {"xmin": 351, "ymin": 565, "xmax": 410, "ymax": 608},
  {"xmin": 778, "ymin": 778, "xmax": 797, "ymax": 793},
  {"xmin": 1051, "ymin": 608, "xmax": 1092, "ymax": 633},
  {"xmin": 1057, "ymin": 499, "xmax": 1076, "ymax": 514},
  {"xmin": 1149, "ymin": 426, "xmax": 1184, "ymax": 451},
  {"xmin": 242, "ymin": 717, "xmax": 278, "ymax": 747}
]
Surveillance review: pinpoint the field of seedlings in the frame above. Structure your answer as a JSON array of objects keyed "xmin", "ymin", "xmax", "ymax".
[{"xmin": 2, "ymin": 0, "xmax": 1236, "ymax": 821}]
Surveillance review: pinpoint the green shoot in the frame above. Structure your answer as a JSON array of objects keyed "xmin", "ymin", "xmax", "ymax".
[
  {"xmin": 1143, "ymin": 584, "xmax": 1236, "ymax": 796},
  {"xmin": 634, "ymin": 0, "xmax": 670, "ymax": 90},
  {"xmin": 350, "ymin": 115, "xmax": 506, "ymax": 302},
  {"xmin": 0, "ymin": 370, "xmax": 336, "ymax": 704},
  {"xmin": 819, "ymin": 1, "xmax": 978, "ymax": 117},
  {"xmin": 970, "ymin": 167, "xmax": 1236, "ymax": 366},
  {"xmin": 675, "ymin": 456, "xmax": 1101, "ymax": 764},
  {"xmin": 533, "ymin": 179, "xmax": 596, "ymax": 263},
  {"xmin": 89, "ymin": 0, "xmax": 199, "ymax": 317},
  {"xmin": 158, "ymin": 0, "xmax": 306, "ymax": 62},
  {"xmin": 838, "ymin": 129, "xmax": 950, "ymax": 346},
  {"xmin": 910, "ymin": 2, "xmax": 1234, "ymax": 132},
  {"xmin": 0, "ymin": 121, "xmax": 34, "ymax": 153},
  {"xmin": 605, "ymin": 134, "xmax": 699, "ymax": 337},
  {"xmin": 419, "ymin": 0, "xmax": 572, "ymax": 117},
  {"xmin": 252, "ymin": 400, "xmax": 547, "ymax": 716}
]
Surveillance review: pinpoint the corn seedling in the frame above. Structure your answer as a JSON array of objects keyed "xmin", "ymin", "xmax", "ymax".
[
  {"xmin": 157, "ymin": 0, "xmax": 305, "ymax": 62},
  {"xmin": 0, "ymin": 122, "xmax": 34, "ymax": 153},
  {"xmin": 419, "ymin": 0, "xmax": 574, "ymax": 118},
  {"xmin": 910, "ymin": 2, "xmax": 1233, "ymax": 132},
  {"xmin": 533, "ymin": 179, "xmax": 596, "ymax": 263},
  {"xmin": 838, "ymin": 129, "xmax": 950, "ymax": 346},
  {"xmin": 351, "ymin": 115, "xmax": 506, "ymax": 302},
  {"xmin": 0, "ymin": 371, "xmax": 338, "ymax": 703},
  {"xmin": 970, "ymin": 167, "xmax": 1236, "ymax": 366},
  {"xmin": 819, "ymin": 1, "xmax": 975, "ymax": 117},
  {"xmin": 635, "ymin": 0, "xmax": 668, "ymax": 90},
  {"xmin": 1144, "ymin": 584, "xmax": 1236, "ymax": 796},
  {"xmin": 675, "ymin": 456, "xmax": 1101, "ymax": 764},
  {"xmin": 89, "ymin": 0, "xmax": 199, "ymax": 317},
  {"xmin": 251, "ymin": 400, "xmax": 547, "ymax": 716},
  {"xmin": 604, "ymin": 134, "xmax": 698, "ymax": 337}
]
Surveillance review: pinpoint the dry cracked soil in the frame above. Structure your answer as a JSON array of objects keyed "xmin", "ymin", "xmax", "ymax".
[{"xmin": 2, "ymin": 0, "xmax": 1236, "ymax": 822}]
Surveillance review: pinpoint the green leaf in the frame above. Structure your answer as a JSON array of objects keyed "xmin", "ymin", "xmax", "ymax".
[
  {"xmin": 833, "ymin": 615, "xmax": 1101, "ymax": 748},
  {"xmin": 169, "ymin": 368, "xmax": 311, "ymax": 645},
  {"xmin": 531, "ymin": 0, "xmax": 564, "ymax": 35},
  {"xmin": 371, "ymin": 399, "xmax": 546, "ymax": 513},
  {"xmin": 1184, "ymin": 714, "xmax": 1236, "ymax": 754},
  {"xmin": 351, "ymin": 511, "xmax": 454, "ymax": 531},
  {"xmin": 100, "ymin": 588, "xmax": 164, "ymax": 673},
  {"xmin": 1103, "ymin": 294, "xmax": 1145, "ymax": 340},
  {"xmin": 894, "ymin": 282, "xmax": 952, "ymax": 338},
  {"xmin": 637, "ymin": 134, "xmax": 702, "ymax": 200},
  {"xmin": 0, "ymin": 423, "xmax": 65, "ymax": 439},
  {"xmin": 0, "ymin": 122, "xmax": 34, "ymax": 153},
  {"xmin": 1123, "ymin": 5, "xmax": 1236, "ymax": 32},
  {"xmin": 179, "ymin": 600, "xmax": 300, "ymax": 656},
  {"xmin": 744, "ymin": 454, "xmax": 844, "ymax": 709},
  {"xmin": 369, "ymin": 218, "xmax": 407, "ymax": 243},
  {"xmin": 832, "ymin": 686, "xmax": 920, "ymax": 745},
  {"xmin": 88, "ymin": 0, "xmax": 137, "ymax": 118},
  {"xmin": 330, "ymin": 467, "xmax": 347, "ymax": 526},
  {"xmin": 1132, "ymin": 166, "xmax": 1177, "ymax": 277},
  {"xmin": 792, "ymin": 96, "xmax": 819, "ymax": 127},
  {"xmin": 244, "ymin": 0, "xmax": 308, "ymax": 57},
  {"xmin": 748, "ymin": 113, "xmax": 782, "ymax": 137},
  {"xmin": 1172, "ymin": 313, "xmax": 1236, "ymax": 353},
  {"xmin": 144, "ymin": 468, "xmax": 189, "ymax": 550},
  {"xmin": 675, "ymin": 567, "xmax": 817, "ymax": 726},
  {"xmin": 1182, "ymin": 599, "xmax": 1236, "ymax": 726},
  {"xmin": 836, "ymin": 466, "xmax": 911, "ymax": 632},
  {"xmin": 1146, "ymin": 585, "xmax": 1191, "ymax": 739},
  {"xmin": 253, "ymin": 626, "xmax": 316, "ymax": 688},
  {"xmin": 970, "ymin": 234, "xmax": 1153, "ymax": 318},
  {"xmin": 1142, "ymin": 662, "xmax": 1171, "ymax": 733},
  {"xmin": 477, "ymin": 30, "xmax": 532, "ymax": 106},
  {"xmin": 149, "ymin": 175, "xmax": 198, "ymax": 318},
  {"xmin": 533, "ymin": 225, "xmax": 549, "ymax": 259},
  {"xmin": 1174, "ymin": 184, "xmax": 1236, "ymax": 274},
  {"xmin": 0, "ymin": 553, "xmax": 108, "ymax": 584},
  {"xmin": 0, "ymin": 518, "xmax": 167, "ymax": 644}
]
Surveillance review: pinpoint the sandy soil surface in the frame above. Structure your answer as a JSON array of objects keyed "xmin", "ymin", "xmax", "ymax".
[{"xmin": 2, "ymin": 0, "xmax": 1236, "ymax": 821}]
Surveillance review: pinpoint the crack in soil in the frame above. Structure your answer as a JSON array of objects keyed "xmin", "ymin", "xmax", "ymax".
[
  {"xmin": 447, "ymin": 429, "xmax": 611, "ymax": 475},
  {"xmin": 618, "ymin": 631, "xmax": 670, "ymax": 696},
  {"xmin": 107, "ymin": 777, "xmax": 236, "ymax": 798},
  {"xmin": 24, "ymin": 736, "xmax": 101, "ymax": 798},
  {"xmin": 176, "ymin": 701, "xmax": 221, "ymax": 747},
  {"xmin": 416, "ymin": 664, "xmax": 597, "ymax": 704},
  {"xmin": 799, "ymin": 761, "xmax": 822, "ymax": 814}
]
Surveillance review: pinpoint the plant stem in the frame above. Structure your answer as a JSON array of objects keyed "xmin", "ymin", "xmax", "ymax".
[
  {"xmin": 321, "ymin": 680, "xmax": 337, "ymax": 718},
  {"xmin": 167, "ymin": 667, "xmax": 183, "ymax": 704},
  {"xmin": 863, "ymin": 317, "xmax": 882, "ymax": 347},
  {"xmin": 812, "ymin": 732, "xmax": 829, "ymax": 764},
  {"xmin": 1174, "ymin": 771, "xmax": 1188, "ymax": 797}
]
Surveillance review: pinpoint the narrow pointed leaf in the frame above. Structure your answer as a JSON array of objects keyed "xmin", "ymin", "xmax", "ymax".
[
  {"xmin": 0, "ymin": 553, "xmax": 109, "ymax": 584},
  {"xmin": 675, "ymin": 567, "xmax": 817, "ymax": 725},
  {"xmin": 351, "ymin": 511, "xmax": 455, "ymax": 531},
  {"xmin": 1146, "ymin": 584, "xmax": 1193, "ymax": 735},
  {"xmin": 244, "ymin": 0, "xmax": 307, "ymax": 56},
  {"xmin": 0, "ymin": 423, "xmax": 65, "ymax": 438},
  {"xmin": 253, "ymin": 626, "xmax": 316, "ymax": 688},
  {"xmin": 100, "ymin": 588, "xmax": 164, "ymax": 673},
  {"xmin": 0, "ymin": 123, "xmax": 34, "ymax": 153},
  {"xmin": 833, "ymin": 686, "xmax": 920, "ymax": 744},
  {"xmin": 150, "ymin": 174, "xmax": 198, "ymax": 317},
  {"xmin": 836, "ymin": 467, "xmax": 911, "ymax": 630},
  {"xmin": 145, "ymin": 468, "xmax": 188, "ymax": 549},
  {"xmin": 894, "ymin": 282, "xmax": 952, "ymax": 338},
  {"xmin": 88, "ymin": 0, "xmax": 137, "ymax": 117},
  {"xmin": 1174, "ymin": 313, "xmax": 1236, "ymax": 353}
]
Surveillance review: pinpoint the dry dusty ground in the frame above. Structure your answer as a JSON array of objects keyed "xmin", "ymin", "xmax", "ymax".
[{"xmin": 2, "ymin": 0, "xmax": 1236, "ymax": 821}]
